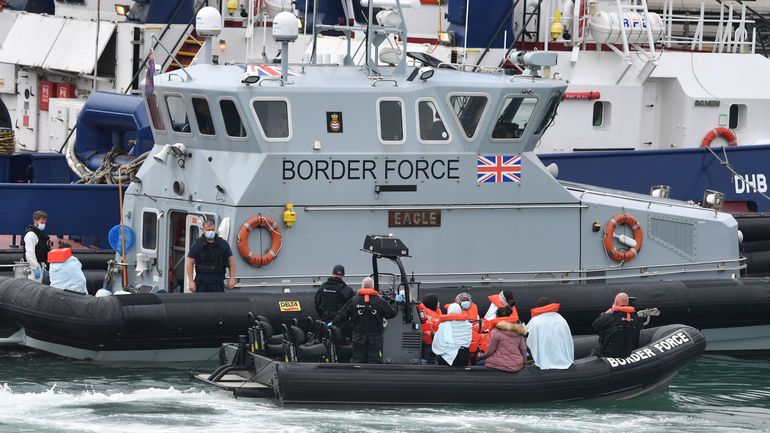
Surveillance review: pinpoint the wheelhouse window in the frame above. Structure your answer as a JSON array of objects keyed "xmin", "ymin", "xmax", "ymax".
[
  {"xmin": 417, "ymin": 99, "xmax": 450, "ymax": 143},
  {"xmin": 729, "ymin": 104, "xmax": 746, "ymax": 130},
  {"xmin": 593, "ymin": 101, "xmax": 611, "ymax": 128},
  {"xmin": 377, "ymin": 99, "xmax": 405, "ymax": 144},
  {"xmin": 141, "ymin": 210, "xmax": 158, "ymax": 252},
  {"xmin": 192, "ymin": 97, "xmax": 215, "ymax": 136},
  {"xmin": 448, "ymin": 94, "xmax": 488, "ymax": 139},
  {"xmin": 534, "ymin": 95, "xmax": 561, "ymax": 135},
  {"xmin": 251, "ymin": 99, "xmax": 291, "ymax": 140},
  {"xmin": 165, "ymin": 95, "xmax": 190, "ymax": 133},
  {"xmin": 147, "ymin": 95, "xmax": 165, "ymax": 131},
  {"xmin": 492, "ymin": 96, "xmax": 537, "ymax": 139},
  {"xmin": 220, "ymin": 99, "xmax": 247, "ymax": 138}
]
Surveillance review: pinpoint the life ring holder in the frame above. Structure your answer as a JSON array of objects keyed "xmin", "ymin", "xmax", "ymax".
[
  {"xmin": 603, "ymin": 213, "xmax": 644, "ymax": 262},
  {"xmin": 237, "ymin": 215, "xmax": 282, "ymax": 267},
  {"xmin": 701, "ymin": 127, "xmax": 737, "ymax": 148}
]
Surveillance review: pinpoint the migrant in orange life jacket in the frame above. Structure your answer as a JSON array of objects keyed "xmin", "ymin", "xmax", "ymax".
[
  {"xmin": 47, "ymin": 248, "xmax": 73, "ymax": 263},
  {"xmin": 488, "ymin": 294, "xmax": 505, "ymax": 309},
  {"xmin": 530, "ymin": 303, "xmax": 561, "ymax": 318},
  {"xmin": 417, "ymin": 303, "xmax": 442, "ymax": 345}
]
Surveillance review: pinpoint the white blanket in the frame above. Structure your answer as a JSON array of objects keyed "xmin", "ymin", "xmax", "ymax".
[
  {"xmin": 49, "ymin": 256, "xmax": 88, "ymax": 295},
  {"xmin": 526, "ymin": 312, "xmax": 574, "ymax": 370}
]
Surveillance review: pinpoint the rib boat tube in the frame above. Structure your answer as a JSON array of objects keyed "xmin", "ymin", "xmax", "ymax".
[
  {"xmin": 0, "ymin": 274, "xmax": 769, "ymax": 360},
  {"xmin": 197, "ymin": 324, "xmax": 706, "ymax": 404}
]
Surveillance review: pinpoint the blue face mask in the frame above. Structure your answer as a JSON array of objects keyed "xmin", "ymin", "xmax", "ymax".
[
  {"xmin": 460, "ymin": 300, "xmax": 471, "ymax": 310},
  {"xmin": 36, "ymin": 223, "xmax": 46, "ymax": 231},
  {"xmin": 204, "ymin": 230, "xmax": 216, "ymax": 239}
]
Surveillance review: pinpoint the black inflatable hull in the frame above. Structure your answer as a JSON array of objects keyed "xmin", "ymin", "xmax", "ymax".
[
  {"xmin": 0, "ymin": 276, "xmax": 768, "ymax": 359},
  {"xmin": 268, "ymin": 325, "xmax": 706, "ymax": 404}
]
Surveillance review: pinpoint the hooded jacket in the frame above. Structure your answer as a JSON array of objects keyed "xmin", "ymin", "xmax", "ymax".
[{"xmin": 479, "ymin": 321, "xmax": 528, "ymax": 373}]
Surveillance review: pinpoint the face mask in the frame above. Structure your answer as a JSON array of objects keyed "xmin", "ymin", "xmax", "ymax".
[
  {"xmin": 460, "ymin": 300, "xmax": 471, "ymax": 310},
  {"xmin": 36, "ymin": 223, "xmax": 46, "ymax": 231},
  {"xmin": 204, "ymin": 230, "xmax": 216, "ymax": 239}
]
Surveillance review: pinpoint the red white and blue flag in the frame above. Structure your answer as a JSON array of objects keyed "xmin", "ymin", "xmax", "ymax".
[
  {"xmin": 477, "ymin": 155, "xmax": 522, "ymax": 183},
  {"xmin": 247, "ymin": 64, "xmax": 300, "ymax": 77}
]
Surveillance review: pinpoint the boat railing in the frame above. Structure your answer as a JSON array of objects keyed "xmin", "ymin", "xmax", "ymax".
[{"xmin": 660, "ymin": 0, "xmax": 755, "ymax": 53}]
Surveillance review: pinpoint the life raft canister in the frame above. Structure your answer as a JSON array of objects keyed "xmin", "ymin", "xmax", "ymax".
[
  {"xmin": 603, "ymin": 213, "xmax": 644, "ymax": 262},
  {"xmin": 237, "ymin": 215, "xmax": 282, "ymax": 267},
  {"xmin": 701, "ymin": 127, "xmax": 737, "ymax": 148}
]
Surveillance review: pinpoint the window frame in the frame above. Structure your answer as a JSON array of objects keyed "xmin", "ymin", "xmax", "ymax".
[
  {"xmin": 414, "ymin": 97, "xmax": 452, "ymax": 144},
  {"xmin": 140, "ymin": 208, "xmax": 160, "ymax": 255},
  {"xmin": 445, "ymin": 92, "xmax": 490, "ymax": 142},
  {"xmin": 217, "ymin": 96, "xmax": 249, "ymax": 141},
  {"xmin": 163, "ymin": 93, "xmax": 193, "ymax": 137},
  {"xmin": 376, "ymin": 97, "xmax": 407, "ymax": 145},
  {"xmin": 489, "ymin": 94, "xmax": 539, "ymax": 142},
  {"xmin": 190, "ymin": 94, "xmax": 217, "ymax": 138},
  {"xmin": 248, "ymin": 96, "xmax": 293, "ymax": 142},
  {"xmin": 145, "ymin": 94, "xmax": 166, "ymax": 133}
]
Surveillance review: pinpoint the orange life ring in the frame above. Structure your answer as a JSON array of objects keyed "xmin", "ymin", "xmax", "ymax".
[
  {"xmin": 237, "ymin": 215, "xmax": 282, "ymax": 267},
  {"xmin": 701, "ymin": 127, "xmax": 737, "ymax": 147},
  {"xmin": 603, "ymin": 213, "xmax": 644, "ymax": 262}
]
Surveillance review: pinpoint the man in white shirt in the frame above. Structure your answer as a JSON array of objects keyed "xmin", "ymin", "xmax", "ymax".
[{"xmin": 22, "ymin": 210, "xmax": 51, "ymax": 282}]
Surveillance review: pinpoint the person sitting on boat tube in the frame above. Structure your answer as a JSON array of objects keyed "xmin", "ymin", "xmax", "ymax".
[
  {"xmin": 432, "ymin": 303, "xmax": 473, "ymax": 366},
  {"xmin": 591, "ymin": 292, "xmax": 641, "ymax": 358},
  {"xmin": 477, "ymin": 306, "xmax": 528, "ymax": 373},
  {"xmin": 526, "ymin": 297, "xmax": 574, "ymax": 370},
  {"xmin": 185, "ymin": 219, "xmax": 236, "ymax": 293},
  {"xmin": 332, "ymin": 277, "xmax": 399, "ymax": 364},
  {"xmin": 47, "ymin": 244, "xmax": 87, "ymax": 295},
  {"xmin": 21, "ymin": 210, "xmax": 51, "ymax": 283}
]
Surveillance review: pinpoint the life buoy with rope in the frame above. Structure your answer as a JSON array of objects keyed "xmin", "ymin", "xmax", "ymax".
[
  {"xmin": 603, "ymin": 213, "xmax": 644, "ymax": 262},
  {"xmin": 237, "ymin": 215, "xmax": 282, "ymax": 267},
  {"xmin": 701, "ymin": 127, "xmax": 737, "ymax": 148}
]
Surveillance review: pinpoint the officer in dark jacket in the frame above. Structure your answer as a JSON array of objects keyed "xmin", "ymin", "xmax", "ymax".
[
  {"xmin": 592, "ymin": 292, "xmax": 641, "ymax": 357},
  {"xmin": 185, "ymin": 220, "xmax": 236, "ymax": 292},
  {"xmin": 314, "ymin": 265, "xmax": 355, "ymax": 321},
  {"xmin": 334, "ymin": 277, "xmax": 399, "ymax": 363}
]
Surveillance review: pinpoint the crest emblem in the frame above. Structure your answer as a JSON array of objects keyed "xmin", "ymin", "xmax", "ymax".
[{"xmin": 327, "ymin": 112, "xmax": 343, "ymax": 133}]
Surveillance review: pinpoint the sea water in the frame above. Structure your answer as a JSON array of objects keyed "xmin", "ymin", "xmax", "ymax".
[{"xmin": 0, "ymin": 351, "xmax": 768, "ymax": 433}]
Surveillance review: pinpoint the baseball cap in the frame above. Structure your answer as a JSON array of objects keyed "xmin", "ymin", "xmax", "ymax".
[{"xmin": 332, "ymin": 264, "xmax": 345, "ymax": 275}]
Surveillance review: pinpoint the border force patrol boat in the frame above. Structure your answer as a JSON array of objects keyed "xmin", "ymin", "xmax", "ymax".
[{"xmin": 1, "ymin": 2, "xmax": 769, "ymax": 361}]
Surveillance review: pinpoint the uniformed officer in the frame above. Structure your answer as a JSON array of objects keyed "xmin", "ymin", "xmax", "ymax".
[
  {"xmin": 185, "ymin": 219, "xmax": 236, "ymax": 292},
  {"xmin": 592, "ymin": 292, "xmax": 641, "ymax": 357},
  {"xmin": 22, "ymin": 210, "xmax": 51, "ymax": 282},
  {"xmin": 333, "ymin": 277, "xmax": 400, "ymax": 363},
  {"xmin": 314, "ymin": 264, "xmax": 355, "ymax": 321}
]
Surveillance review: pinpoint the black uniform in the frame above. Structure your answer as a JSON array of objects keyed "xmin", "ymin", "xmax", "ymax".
[
  {"xmin": 334, "ymin": 290, "xmax": 398, "ymax": 363},
  {"xmin": 187, "ymin": 236, "xmax": 232, "ymax": 292},
  {"xmin": 591, "ymin": 309, "xmax": 641, "ymax": 358},
  {"xmin": 21, "ymin": 224, "xmax": 50, "ymax": 266},
  {"xmin": 314, "ymin": 276, "xmax": 354, "ymax": 321}
]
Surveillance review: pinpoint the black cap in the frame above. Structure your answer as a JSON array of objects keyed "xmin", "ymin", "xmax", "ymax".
[{"xmin": 332, "ymin": 264, "xmax": 345, "ymax": 275}]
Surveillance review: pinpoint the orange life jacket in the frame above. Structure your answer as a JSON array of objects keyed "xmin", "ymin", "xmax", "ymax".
[
  {"xmin": 612, "ymin": 305, "xmax": 635, "ymax": 321},
  {"xmin": 417, "ymin": 303, "xmax": 442, "ymax": 345},
  {"xmin": 444, "ymin": 302, "xmax": 479, "ymax": 321},
  {"xmin": 357, "ymin": 288, "xmax": 380, "ymax": 302},
  {"xmin": 488, "ymin": 294, "xmax": 505, "ymax": 309},
  {"xmin": 478, "ymin": 314, "xmax": 520, "ymax": 352},
  {"xmin": 530, "ymin": 303, "xmax": 560, "ymax": 318},
  {"xmin": 47, "ymin": 248, "xmax": 72, "ymax": 264}
]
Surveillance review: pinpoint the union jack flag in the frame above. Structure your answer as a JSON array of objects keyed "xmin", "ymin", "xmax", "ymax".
[
  {"xmin": 246, "ymin": 64, "xmax": 300, "ymax": 77},
  {"xmin": 477, "ymin": 155, "xmax": 522, "ymax": 183}
]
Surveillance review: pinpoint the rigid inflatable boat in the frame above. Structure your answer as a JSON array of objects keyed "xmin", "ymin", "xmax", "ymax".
[{"xmin": 195, "ymin": 323, "xmax": 705, "ymax": 404}]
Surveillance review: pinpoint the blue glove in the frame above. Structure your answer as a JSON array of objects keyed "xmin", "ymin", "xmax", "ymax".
[
  {"xmin": 33, "ymin": 268, "xmax": 41, "ymax": 279},
  {"xmin": 43, "ymin": 268, "xmax": 49, "ymax": 279},
  {"xmin": 395, "ymin": 294, "xmax": 404, "ymax": 303}
]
